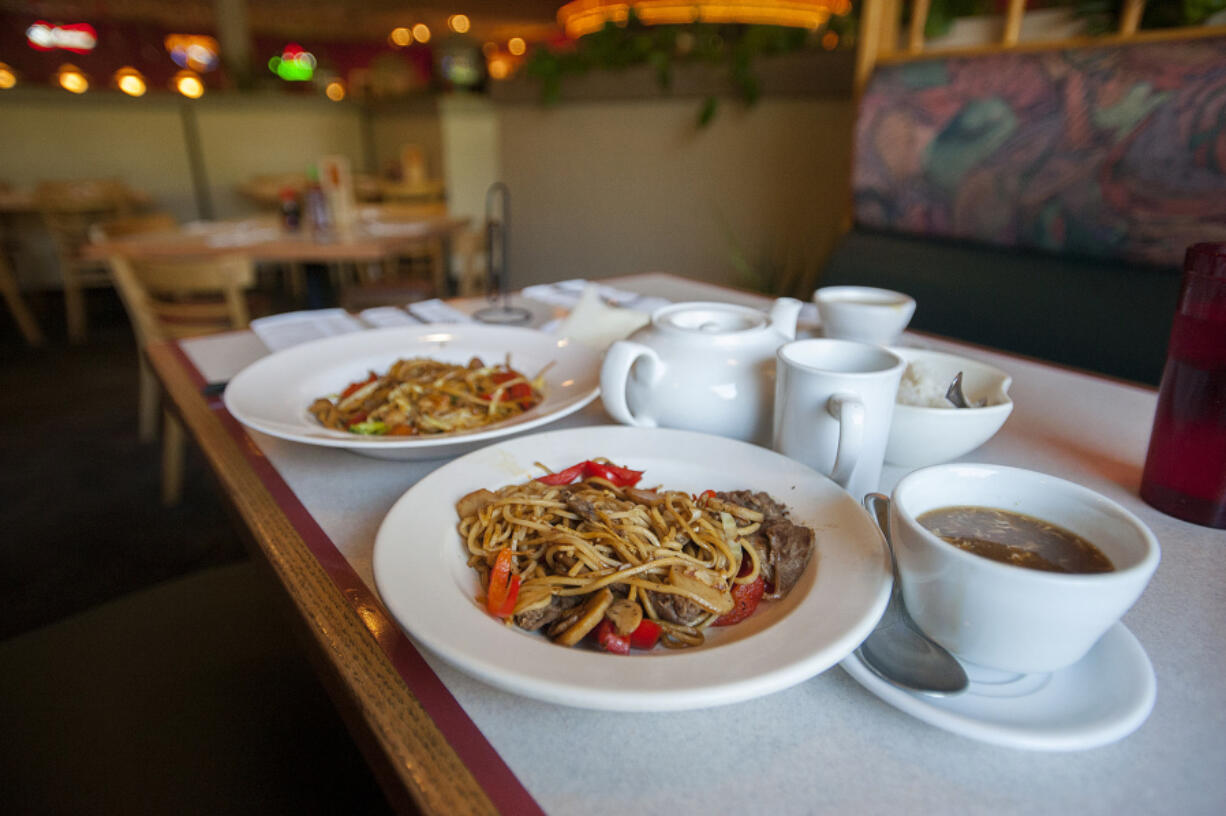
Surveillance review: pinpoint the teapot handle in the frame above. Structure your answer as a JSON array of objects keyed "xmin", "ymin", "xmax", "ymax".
[{"xmin": 600, "ymin": 341, "xmax": 665, "ymax": 428}]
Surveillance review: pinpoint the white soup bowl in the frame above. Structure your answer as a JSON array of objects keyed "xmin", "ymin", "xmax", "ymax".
[{"xmin": 889, "ymin": 464, "xmax": 1161, "ymax": 674}]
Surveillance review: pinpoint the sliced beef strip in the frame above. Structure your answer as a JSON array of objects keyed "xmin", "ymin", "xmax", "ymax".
[
  {"xmin": 715, "ymin": 490, "xmax": 788, "ymax": 519},
  {"xmin": 762, "ymin": 519, "xmax": 815, "ymax": 598},
  {"xmin": 514, "ymin": 593, "xmax": 582, "ymax": 631},
  {"xmin": 645, "ymin": 590, "xmax": 706, "ymax": 626},
  {"xmin": 560, "ymin": 489, "xmax": 602, "ymax": 525},
  {"xmin": 715, "ymin": 490, "xmax": 816, "ymax": 600}
]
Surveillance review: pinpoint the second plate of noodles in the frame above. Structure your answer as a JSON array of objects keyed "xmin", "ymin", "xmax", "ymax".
[
  {"xmin": 223, "ymin": 324, "xmax": 601, "ymax": 460},
  {"xmin": 309, "ymin": 356, "xmax": 547, "ymax": 437},
  {"xmin": 373, "ymin": 425, "xmax": 892, "ymax": 711}
]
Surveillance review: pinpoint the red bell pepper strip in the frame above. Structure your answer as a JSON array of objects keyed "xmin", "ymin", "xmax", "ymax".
[
  {"xmin": 628, "ymin": 618, "xmax": 662, "ymax": 650},
  {"xmin": 340, "ymin": 372, "xmax": 377, "ymax": 399},
  {"xmin": 485, "ymin": 548, "xmax": 521, "ymax": 618},
  {"xmin": 535, "ymin": 460, "xmax": 644, "ymax": 487},
  {"xmin": 535, "ymin": 462, "xmax": 587, "ymax": 485},
  {"xmin": 583, "ymin": 461, "xmax": 644, "ymax": 487},
  {"xmin": 481, "ymin": 370, "xmax": 536, "ymax": 406},
  {"xmin": 594, "ymin": 618, "xmax": 631, "ymax": 655},
  {"xmin": 712, "ymin": 575, "xmax": 765, "ymax": 627}
]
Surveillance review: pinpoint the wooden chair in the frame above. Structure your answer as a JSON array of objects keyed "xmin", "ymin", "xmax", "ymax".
[
  {"xmin": 90, "ymin": 213, "xmax": 181, "ymax": 441},
  {"xmin": 0, "ymin": 253, "xmax": 44, "ymax": 346},
  {"xmin": 35, "ymin": 179, "xmax": 134, "ymax": 342},
  {"xmin": 91, "ymin": 212, "xmax": 178, "ymax": 242},
  {"xmin": 451, "ymin": 226, "xmax": 488, "ymax": 298},
  {"xmin": 107, "ymin": 253, "xmax": 255, "ymax": 505}
]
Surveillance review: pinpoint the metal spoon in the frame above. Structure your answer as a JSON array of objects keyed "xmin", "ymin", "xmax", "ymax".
[
  {"xmin": 945, "ymin": 371, "xmax": 985, "ymax": 408},
  {"xmin": 854, "ymin": 493, "xmax": 968, "ymax": 695}
]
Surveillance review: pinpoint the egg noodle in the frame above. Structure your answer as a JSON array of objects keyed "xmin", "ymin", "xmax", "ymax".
[
  {"xmin": 310, "ymin": 356, "xmax": 546, "ymax": 436},
  {"xmin": 457, "ymin": 463, "xmax": 768, "ymax": 649}
]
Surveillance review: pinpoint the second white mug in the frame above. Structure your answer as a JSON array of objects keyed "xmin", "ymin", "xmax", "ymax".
[{"xmin": 773, "ymin": 339, "xmax": 904, "ymax": 501}]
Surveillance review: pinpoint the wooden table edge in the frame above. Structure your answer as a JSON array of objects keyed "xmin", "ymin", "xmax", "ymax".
[{"xmin": 146, "ymin": 340, "xmax": 499, "ymax": 816}]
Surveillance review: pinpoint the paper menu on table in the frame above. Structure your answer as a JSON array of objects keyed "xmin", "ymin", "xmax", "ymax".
[
  {"xmin": 250, "ymin": 300, "xmax": 475, "ymax": 352},
  {"xmin": 250, "ymin": 309, "xmax": 367, "ymax": 351},
  {"xmin": 357, "ymin": 307, "xmax": 419, "ymax": 328},
  {"xmin": 522, "ymin": 279, "xmax": 646, "ymax": 308},
  {"xmin": 406, "ymin": 298, "xmax": 474, "ymax": 324}
]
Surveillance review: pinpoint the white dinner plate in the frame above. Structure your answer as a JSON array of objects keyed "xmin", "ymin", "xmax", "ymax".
[
  {"xmin": 372, "ymin": 426, "xmax": 891, "ymax": 711},
  {"xmin": 223, "ymin": 325, "xmax": 601, "ymax": 460},
  {"xmin": 841, "ymin": 622, "xmax": 1156, "ymax": 751}
]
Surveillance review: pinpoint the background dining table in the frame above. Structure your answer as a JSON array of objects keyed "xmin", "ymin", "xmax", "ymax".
[
  {"xmin": 84, "ymin": 207, "xmax": 469, "ymax": 265},
  {"xmin": 147, "ymin": 272, "xmax": 1226, "ymax": 815}
]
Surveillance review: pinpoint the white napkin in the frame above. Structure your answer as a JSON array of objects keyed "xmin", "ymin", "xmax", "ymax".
[
  {"xmin": 522, "ymin": 279, "xmax": 643, "ymax": 309},
  {"xmin": 552, "ymin": 285, "xmax": 652, "ymax": 351}
]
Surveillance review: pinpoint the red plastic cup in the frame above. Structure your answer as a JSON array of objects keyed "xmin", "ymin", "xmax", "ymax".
[{"xmin": 1140, "ymin": 243, "xmax": 1226, "ymax": 528}]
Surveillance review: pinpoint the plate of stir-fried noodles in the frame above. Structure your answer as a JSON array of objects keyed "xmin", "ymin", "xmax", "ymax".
[
  {"xmin": 224, "ymin": 325, "xmax": 601, "ymax": 460},
  {"xmin": 372, "ymin": 425, "xmax": 891, "ymax": 711}
]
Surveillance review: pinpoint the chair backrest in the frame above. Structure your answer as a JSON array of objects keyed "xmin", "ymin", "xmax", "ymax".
[
  {"xmin": 36, "ymin": 179, "xmax": 135, "ymax": 261},
  {"xmin": 91, "ymin": 212, "xmax": 178, "ymax": 243},
  {"xmin": 107, "ymin": 254, "xmax": 255, "ymax": 346}
]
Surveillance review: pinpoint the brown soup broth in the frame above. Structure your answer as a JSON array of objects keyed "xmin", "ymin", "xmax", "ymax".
[{"xmin": 917, "ymin": 506, "xmax": 1114, "ymax": 574}]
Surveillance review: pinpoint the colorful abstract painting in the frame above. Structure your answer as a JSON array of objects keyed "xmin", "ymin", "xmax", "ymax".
[{"xmin": 853, "ymin": 38, "xmax": 1226, "ymax": 268}]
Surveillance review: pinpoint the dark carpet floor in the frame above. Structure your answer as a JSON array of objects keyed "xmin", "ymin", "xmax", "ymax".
[
  {"xmin": 0, "ymin": 289, "xmax": 396, "ymax": 815},
  {"xmin": 0, "ymin": 293, "xmax": 244, "ymax": 639}
]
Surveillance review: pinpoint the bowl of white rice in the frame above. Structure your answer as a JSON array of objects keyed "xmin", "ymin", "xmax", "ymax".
[{"xmin": 886, "ymin": 347, "xmax": 1013, "ymax": 466}]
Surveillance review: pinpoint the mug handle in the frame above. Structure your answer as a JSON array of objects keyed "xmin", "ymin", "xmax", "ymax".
[
  {"xmin": 600, "ymin": 341, "xmax": 665, "ymax": 427},
  {"xmin": 825, "ymin": 392, "xmax": 864, "ymax": 489}
]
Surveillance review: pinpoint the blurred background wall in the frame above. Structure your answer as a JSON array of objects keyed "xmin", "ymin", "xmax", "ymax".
[{"xmin": 0, "ymin": 66, "xmax": 852, "ymax": 292}]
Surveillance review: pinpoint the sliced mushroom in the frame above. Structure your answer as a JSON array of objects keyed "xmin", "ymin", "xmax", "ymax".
[
  {"xmin": 546, "ymin": 609, "xmax": 582, "ymax": 640},
  {"xmin": 455, "ymin": 488, "xmax": 497, "ymax": 518},
  {"xmin": 624, "ymin": 487, "xmax": 665, "ymax": 506},
  {"xmin": 667, "ymin": 566, "xmax": 734, "ymax": 616},
  {"xmin": 553, "ymin": 588, "xmax": 614, "ymax": 647},
  {"xmin": 606, "ymin": 598, "xmax": 643, "ymax": 636}
]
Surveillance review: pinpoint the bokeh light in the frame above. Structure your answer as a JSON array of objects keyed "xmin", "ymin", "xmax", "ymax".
[
  {"xmin": 268, "ymin": 43, "xmax": 316, "ymax": 81},
  {"xmin": 173, "ymin": 69, "xmax": 204, "ymax": 98},
  {"xmin": 114, "ymin": 67, "xmax": 147, "ymax": 97},
  {"xmin": 487, "ymin": 57, "xmax": 510, "ymax": 80},
  {"xmin": 56, "ymin": 64, "xmax": 88, "ymax": 94},
  {"xmin": 507, "ymin": 37, "xmax": 526, "ymax": 56},
  {"xmin": 324, "ymin": 79, "xmax": 346, "ymax": 101},
  {"xmin": 448, "ymin": 14, "xmax": 471, "ymax": 34},
  {"xmin": 821, "ymin": 30, "xmax": 839, "ymax": 50},
  {"xmin": 389, "ymin": 26, "xmax": 412, "ymax": 47},
  {"xmin": 412, "ymin": 23, "xmax": 431, "ymax": 43},
  {"xmin": 165, "ymin": 34, "xmax": 220, "ymax": 73},
  {"xmin": 0, "ymin": 63, "xmax": 16, "ymax": 90}
]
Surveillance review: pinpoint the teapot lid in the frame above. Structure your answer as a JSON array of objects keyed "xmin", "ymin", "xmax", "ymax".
[{"xmin": 654, "ymin": 302, "xmax": 767, "ymax": 335}]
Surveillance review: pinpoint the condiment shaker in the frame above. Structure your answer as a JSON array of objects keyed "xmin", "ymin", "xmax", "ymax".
[{"xmin": 1140, "ymin": 243, "xmax": 1226, "ymax": 528}]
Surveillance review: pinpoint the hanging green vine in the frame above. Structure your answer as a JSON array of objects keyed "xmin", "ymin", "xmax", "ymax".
[{"xmin": 524, "ymin": 12, "xmax": 854, "ymax": 126}]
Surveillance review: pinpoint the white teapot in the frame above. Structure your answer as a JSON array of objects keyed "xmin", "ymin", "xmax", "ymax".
[{"xmin": 600, "ymin": 298, "xmax": 803, "ymax": 444}]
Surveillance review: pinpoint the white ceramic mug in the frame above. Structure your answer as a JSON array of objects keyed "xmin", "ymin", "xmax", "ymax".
[
  {"xmin": 773, "ymin": 339, "xmax": 904, "ymax": 501},
  {"xmin": 890, "ymin": 464, "xmax": 1161, "ymax": 674}
]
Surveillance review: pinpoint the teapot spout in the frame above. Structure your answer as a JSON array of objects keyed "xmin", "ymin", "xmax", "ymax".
[{"xmin": 769, "ymin": 297, "xmax": 802, "ymax": 340}]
